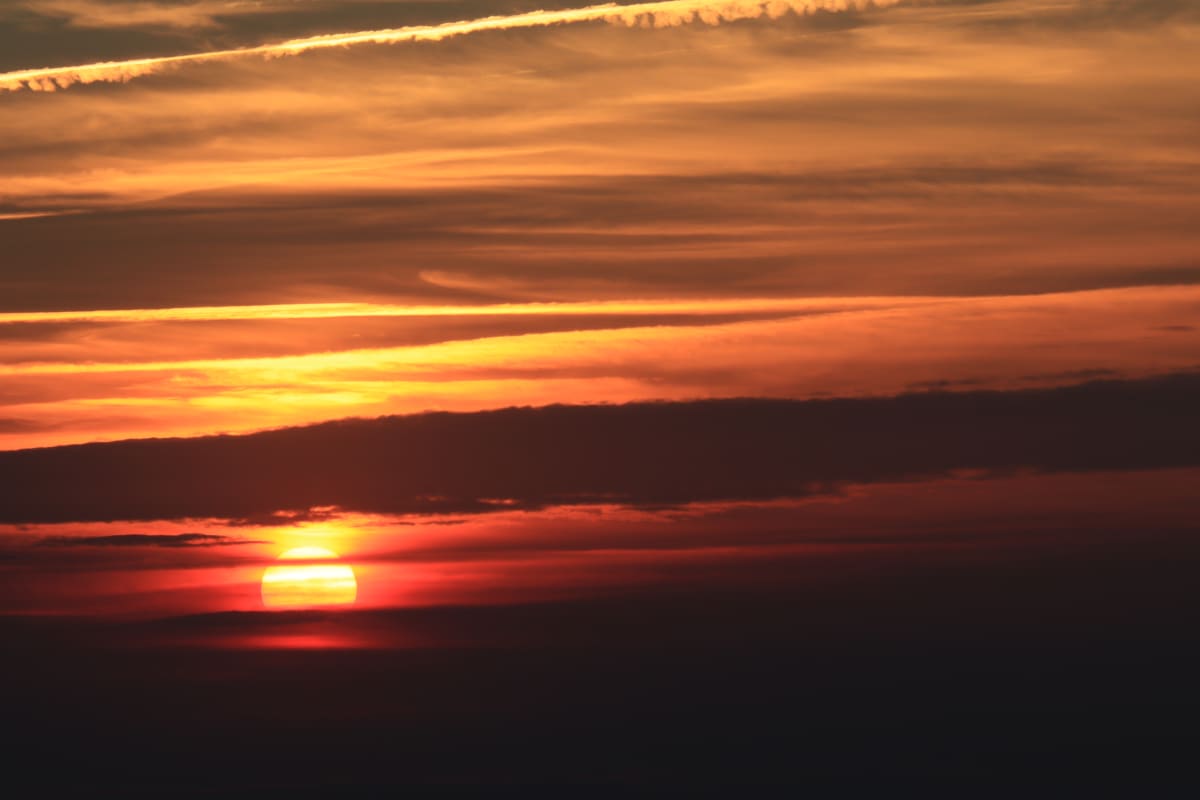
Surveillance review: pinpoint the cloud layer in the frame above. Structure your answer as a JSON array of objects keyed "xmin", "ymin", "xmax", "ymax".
[
  {"xmin": 3, "ymin": 2, "xmax": 1197, "ymax": 328},
  {"xmin": 2, "ymin": 371, "xmax": 1197, "ymax": 524}
]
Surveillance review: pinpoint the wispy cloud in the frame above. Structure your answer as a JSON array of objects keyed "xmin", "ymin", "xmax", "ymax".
[
  {"xmin": 0, "ymin": 296, "xmax": 932, "ymax": 326},
  {"xmin": 14, "ymin": 0, "xmax": 281, "ymax": 30},
  {"xmin": 0, "ymin": 211, "xmax": 70, "ymax": 221}
]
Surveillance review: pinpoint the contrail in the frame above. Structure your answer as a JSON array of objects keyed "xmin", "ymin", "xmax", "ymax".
[{"xmin": 0, "ymin": 0, "xmax": 899, "ymax": 93}]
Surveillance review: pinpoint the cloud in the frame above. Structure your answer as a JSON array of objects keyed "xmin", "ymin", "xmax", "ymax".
[
  {"xmin": 0, "ymin": 417, "xmax": 49, "ymax": 433},
  {"xmin": 0, "ymin": 210, "xmax": 78, "ymax": 221},
  {"xmin": 1, "ymin": 1, "xmax": 1197, "ymax": 453},
  {"xmin": 1, "ymin": 4, "xmax": 1196, "ymax": 317},
  {"xmin": 0, "ymin": 295, "xmax": 926, "ymax": 326},
  {"xmin": 37, "ymin": 532, "xmax": 264, "ymax": 546},
  {"xmin": 221, "ymin": 507, "xmax": 341, "ymax": 527},
  {"xmin": 2, "ymin": 160, "xmax": 1197, "ymax": 313},
  {"xmin": 1, "ymin": 371, "xmax": 1197, "ymax": 524},
  {"xmin": 0, "ymin": 0, "xmax": 903, "ymax": 92},
  {"xmin": 2, "ymin": 284, "xmax": 1197, "ymax": 451},
  {"xmin": 11, "ymin": 1, "xmax": 355, "ymax": 31},
  {"xmin": 15, "ymin": 0, "xmax": 248, "ymax": 30},
  {"xmin": 952, "ymin": 0, "xmax": 1200, "ymax": 33}
]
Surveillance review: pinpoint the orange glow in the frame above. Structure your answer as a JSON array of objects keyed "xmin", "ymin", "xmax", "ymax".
[
  {"xmin": 261, "ymin": 547, "xmax": 357, "ymax": 609},
  {"xmin": 1, "ymin": 286, "xmax": 1198, "ymax": 451},
  {"xmin": 5, "ymin": 466, "xmax": 1200, "ymax": 620}
]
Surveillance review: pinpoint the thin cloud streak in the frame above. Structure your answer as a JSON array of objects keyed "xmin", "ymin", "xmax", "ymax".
[
  {"xmin": 0, "ymin": 295, "xmax": 936, "ymax": 326},
  {"xmin": 0, "ymin": 0, "xmax": 901, "ymax": 92},
  {"xmin": 0, "ymin": 211, "xmax": 78, "ymax": 222},
  {"xmin": 37, "ymin": 532, "xmax": 265, "ymax": 547}
]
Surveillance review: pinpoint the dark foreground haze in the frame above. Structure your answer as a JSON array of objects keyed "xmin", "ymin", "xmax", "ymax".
[{"xmin": 7, "ymin": 537, "xmax": 1199, "ymax": 786}]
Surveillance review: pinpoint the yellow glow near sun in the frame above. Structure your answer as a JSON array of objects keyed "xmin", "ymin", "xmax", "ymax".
[{"xmin": 261, "ymin": 546, "xmax": 357, "ymax": 609}]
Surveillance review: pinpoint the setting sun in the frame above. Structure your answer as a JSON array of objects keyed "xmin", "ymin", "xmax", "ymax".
[
  {"xmin": 2, "ymin": 0, "xmax": 1198, "ymax": 787},
  {"xmin": 261, "ymin": 547, "xmax": 357, "ymax": 609}
]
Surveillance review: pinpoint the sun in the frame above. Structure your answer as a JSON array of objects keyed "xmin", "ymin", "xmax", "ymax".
[{"xmin": 261, "ymin": 546, "xmax": 357, "ymax": 609}]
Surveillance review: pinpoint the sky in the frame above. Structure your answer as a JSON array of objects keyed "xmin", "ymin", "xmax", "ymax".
[{"xmin": 1, "ymin": 0, "xmax": 1199, "ymax": 787}]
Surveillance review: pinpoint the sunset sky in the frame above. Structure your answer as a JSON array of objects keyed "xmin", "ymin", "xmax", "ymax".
[{"xmin": 2, "ymin": 0, "xmax": 1198, "ymax": 787}]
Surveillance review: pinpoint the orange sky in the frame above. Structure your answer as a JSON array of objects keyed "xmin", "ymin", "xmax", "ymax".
[
  {"xmin": 3, "ymin": 1, "xmax": 1197, "ymax": 309},
  {"xmin": 1, "ymin": 0, "xmax": 1198, "ymax": 622},
  {"xmin": 1, "ymin": 286, "xmax": 1197, "ymax": 450},
  {"xmin": 4, "ymin": 7, "xmax": 1200, "ymax": 791}
]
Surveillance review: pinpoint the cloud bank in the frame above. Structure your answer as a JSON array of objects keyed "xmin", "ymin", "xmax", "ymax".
[{"xmin": 1, "ymin": 372, "xmax": 1197, "ymax": 524}]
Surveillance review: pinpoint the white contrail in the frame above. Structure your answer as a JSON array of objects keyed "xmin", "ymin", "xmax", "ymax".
[{"xmin": 0, "ymin": 0, "xmax": 900, "ymax": 93}]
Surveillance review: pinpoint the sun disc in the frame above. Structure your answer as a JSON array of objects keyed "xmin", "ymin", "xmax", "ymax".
[{"xmin": 261, "ymin": 546, "xmax": 357, "ymax": 609}]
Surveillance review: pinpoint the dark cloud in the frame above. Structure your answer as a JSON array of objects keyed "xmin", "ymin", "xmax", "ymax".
[
  {"xmin": 221, "ymin": 507, "xmax": 341, "ymax": 527},
  {"xmin": 905, "ymin": 377, "xmax": 984, "ymax": 390},
  {"xmin": 0, "ymin": 0, "xmax": 574, "ymax": 71},
  {"xmin": 0, "ymin": 417, "xmax": 47, "ymax": 433},
  {"xmin": 36, "ymin": 532, "xmax": 263, "ymax": 547},
  {"xmin": 1, "ymin": 371, "xmax": 1197, "ymax": 524},
  {"xmin": 1017, "ymin": 368, "xmax": 1120, "ymax": 383}
]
